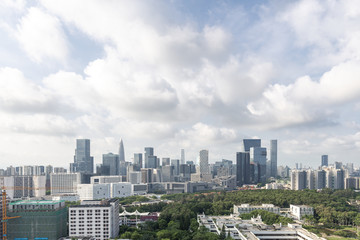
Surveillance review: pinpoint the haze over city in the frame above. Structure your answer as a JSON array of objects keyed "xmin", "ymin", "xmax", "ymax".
[{"xmin": 1, "ymin": 0, "xmax": 360, "ymax": 169}]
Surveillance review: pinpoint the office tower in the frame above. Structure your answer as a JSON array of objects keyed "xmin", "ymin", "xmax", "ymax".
[
  {"xmin": 236, "ymin": 152, "xmax": 250, "ymax": 187},
  {"xmin": 335, "ymin": 161, "xmax": 343, "ymax": 169},
  {"xmin": 180, "ymin": 164, "xmax": 191, "ymax": 181},
  {"xmin": 181, "ymin": 149, "xmax": 185, "ymax": 164},
  {"xmin": 199, "ymin": 150, "xmax": 209, "ymax": 174},
  {"xmin": 119, "ymin": 138, "xmax": 125, "ymax": 162},
  {"xmin": 291, "ymin": 170, "xmax": 307, "ymax": 190},
  {"xmin": 321, "ymin": 155, "xmax": 328, "ymax": 167},
  {"xmin": 70, "ymin": 139, "xmax": 94, "ymax": 174},
  {"xmin": 144, "ymin": 147, "xmax": 154, "ymax": 168},
  {"xmin": 7, "ymin": 200, "xmax": 67, "ymax": 239},
  {"xmin": 69, "ymin": 199, "xmax": 119, "ymax": 240},
  {"xmin": 250, "ymin": 147, "xmax": 267, "ymax": 182},
  {"xmin": 162, "ymin": 165, "xmax": 174, "ymax": 182},
  {"xmin": 50, "ymin": 172, "xmax": 82, "ymax": 194},
  {"xmin": 295, "ymin": 163, "xmax": 299, "ymax": 170},
  {"xmin": 171, "ymin": 159, "xmax": 180, "ymax": 175},
  {"xmin": 147, "ymin": 156, "xmax": 158, "ymax": 169},
  {"xmin": 243, "ymin": 139, "xmax": 261, "ymax": 152},
  {"xmin": 270, "ymin": 140, "xmax": 277, "ymax": 177},
  {"xmin": 102, "ymin": 153, "xmax": 119, "ymax": 175},
  {"xmin": 134, "ymin": 153, "xmax": 143, "ymax": 168},
  {"xmin": 162, "ymin": 157, "xmax": 170, "ymax": 166},
  {"xmin": 345, "ymin": 163, "xmax": 354, "ymax": 174},
  {"xmin": 96, "ymin": 164, "xmax": 110, "ymax": 176}
]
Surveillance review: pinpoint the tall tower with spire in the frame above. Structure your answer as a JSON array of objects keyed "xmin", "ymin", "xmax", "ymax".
[{"xmin": 119, "ymin": 138, "xmax": 125, "ymax": 162}]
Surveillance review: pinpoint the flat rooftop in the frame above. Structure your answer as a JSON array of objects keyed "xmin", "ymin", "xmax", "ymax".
[{"xmin": 10, "ymin": 200, "xmax": 64, "ymax": 205}]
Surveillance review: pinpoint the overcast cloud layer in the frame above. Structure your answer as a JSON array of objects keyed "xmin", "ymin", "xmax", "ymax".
[{"xmin": 0, "ymin": 0, "xmax": 360, "ymax": 169}]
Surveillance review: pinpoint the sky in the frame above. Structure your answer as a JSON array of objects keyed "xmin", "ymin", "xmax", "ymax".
[{"xmin": 1, "ymin": 0, "xmax": 360, "ymax": 169}]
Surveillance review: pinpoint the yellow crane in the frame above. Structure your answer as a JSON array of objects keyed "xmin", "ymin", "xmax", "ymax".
[{"xmin": 1, "ymin": 189, "xmax": 20, "ymax": 240}]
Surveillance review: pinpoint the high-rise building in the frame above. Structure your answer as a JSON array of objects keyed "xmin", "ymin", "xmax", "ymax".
[
  {"xmin": 321, "ymin": 155, "xmax": 328, "ymax": 167},
  {"xmin": 199, "ymin": 150, "xmax": 209, "ymax": 174},
  {"xmin": 144, "ymin": 147, "xmax": 154, "ymax": 168},
  {"xmin": 171, "ymin": 159, "xmax": 180, "ymax": 176},
  {"xmin": 270, "ymin": 140, "xmax": 277, "ymax": 178},
  {"xmin": 70, "ymin": 139, "xmax": 94, "ymax": 174},
  {"xmin": 243, "ymin": 139, "xmax": 261, "ymax": 152},
  {"xmin": 102, "ymin": 153, "xmax": 119, "ymax": 175},
  {"xmin": 119, "ymin": 138, "xmax": 125, "ymax": 162},
  {"xmin": 181, "ymin": 149, "xmax": 185, "ymax": 165},
  {"xmin": 162, "ymin": 157, "xmax": 170, "ymax": 166},
  {"xmin": 134, "ymin": 153, "xmax": 143, "ymax": 168},
  {"xmin": 250, "ymin": 147, "xmax": 267, "ymax": 182},
  {"xmin": 291, "ymin": 170, "xmax": 307, "ymax": 190},
  {"xmin": 236, "ymin": 152, "xmax": 250, "ymax": 187}
]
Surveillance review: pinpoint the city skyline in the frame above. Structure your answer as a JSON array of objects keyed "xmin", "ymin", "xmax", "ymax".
[{"xmin": 1, "ymin": 1, "xmax": 360, "ymax": 168}]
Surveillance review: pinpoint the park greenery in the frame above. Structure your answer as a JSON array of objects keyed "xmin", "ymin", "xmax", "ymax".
[{"xmin": 117, "ymin": 189, "xmax": 360, "ymax": 239}]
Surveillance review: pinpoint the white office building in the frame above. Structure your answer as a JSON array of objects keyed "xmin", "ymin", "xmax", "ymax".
[
  {"xmin": 233, "ymin": 204, "xmax": 280, "ymax": 215},
  {"xmin": 51, "ymin": 173, "xmax": 82, "ymax": 195},
  {"xmin": 68, "ymin": 199, "xmax": 119, "ymax": 240},
  {"xmin": 290, "ymin": 205, "xmax": 314, "ymax": 220}
]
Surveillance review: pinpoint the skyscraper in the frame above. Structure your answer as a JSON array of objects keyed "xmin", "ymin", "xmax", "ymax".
[
  {"xmin": 119, "ymin": 138, "xmax": 125, "ymax": 162},
  {"xmin": 236, "ymin": 152, "xmax": 250, "ymax": 187},
  {"xmin": 102, "ymin": 153, "xmax": 119, "ymax": 175},
  {"xmin": 321, "ymin": 155, "xmax": 328, "ymax": 167},
  {"xmin": 134, "ymin": 153, "xmax": 143, "ymax": 168},
  {"xmin": 250, "ymin": 147, "xmax": 267, "ymax": 182},
  {"xmin": 181, "ymin": 149, "xmax": 185, "ymax": 165},
  {"xmin": 270, "ymin": 140, "xmax": 277, "ymax": 178},
  {"xmin": 199, "ymin": 150, "xmax": 209, "ymax": 174},
  {"xmin": 243, "ymin": 139, "xmax": 261, "ymax": 152},
  {"xmin": 70, "ymin": 139, "xmax": 94, "ymax": 174},
  {"xmin": 144, "ymin": 147, "xmax": 154, "ymax": 168}
]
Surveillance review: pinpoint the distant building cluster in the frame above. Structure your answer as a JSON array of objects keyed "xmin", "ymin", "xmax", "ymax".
[{"xmin": 290, "ymin": 156, "xmax": 359, "ymax": 190}]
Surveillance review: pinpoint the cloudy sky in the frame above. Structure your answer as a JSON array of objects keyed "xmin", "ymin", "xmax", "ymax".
[{"xmin": 1, "ymin": 0, "xmax": 360, "ymax": 169}]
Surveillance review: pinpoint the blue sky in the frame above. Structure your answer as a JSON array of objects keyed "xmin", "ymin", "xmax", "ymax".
[{"xmin": 1, "ymin": 0, "xmax": 360, "ymax": 169}]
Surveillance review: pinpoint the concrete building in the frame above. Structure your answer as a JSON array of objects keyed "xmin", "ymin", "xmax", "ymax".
[
  {"xmin": 7, "ymin": 200, "xmax": 68, "ymax": 239},
  {"xmin": 233, "ymin": 204, "xmax": 280, "ymax": 215},
  {"xmin": 90, "ymin": 175, "xmax": 122, "ymax": 184},
  {"xmin": 69, "ymin": 199, "xmax": 119, "ymax": 240},
  {"xmin": 118, "ymin": 138, "xmax": 125, "ymax": 162},
  {"xmin": 291, "ymin": 170, "xmax": 307, "ymax": 190},
  {"xmin": 0, "ymin": 175, "xmax": 46, "ymax": 199},
  {"xmin": 199, "ymin": 150, "xmax": 209, "ymax": 174},
  {"xmin": 289, "ymin": 205, "xmax": 314, "ymax": 220},
  {"xmin": 51, "ymin": 172, "xmax": 82, "ymax": 195}
]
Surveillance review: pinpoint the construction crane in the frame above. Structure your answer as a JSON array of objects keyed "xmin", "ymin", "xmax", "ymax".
[{"xmin": 1, "ymin": 189, "xmax": 20, "ymax": 240}]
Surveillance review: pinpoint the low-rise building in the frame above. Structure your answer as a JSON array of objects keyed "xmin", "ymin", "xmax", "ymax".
[
  {"xmin": 289, "ymin": 204, "xmax": 314, "ymax": 220},
  {"xmin": 233, "ymin": 204, "xmax": 280, "ymax": 215}
]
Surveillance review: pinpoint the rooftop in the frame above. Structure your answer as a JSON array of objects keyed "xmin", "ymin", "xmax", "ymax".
[{"xmin": 10, "ymin": 200, "xmax": 64, "ymax": 205}]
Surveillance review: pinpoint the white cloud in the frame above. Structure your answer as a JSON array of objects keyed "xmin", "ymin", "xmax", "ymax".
[
  {"xmin": 15, "ymin": 7, "xmax": 68, "ymax": 63},
  {"xmin": 247, "ymin": 60, "xmax": 360, "ymax": 128}
]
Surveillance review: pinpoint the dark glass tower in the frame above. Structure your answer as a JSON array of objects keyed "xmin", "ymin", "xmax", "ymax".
[{"xmin": 70, "ymin": 139, "xmax": 94, "ymax": 174}]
